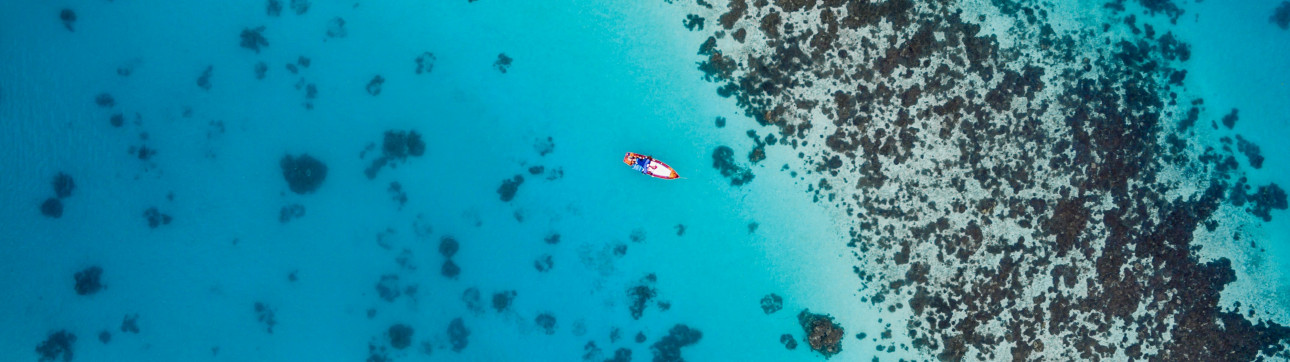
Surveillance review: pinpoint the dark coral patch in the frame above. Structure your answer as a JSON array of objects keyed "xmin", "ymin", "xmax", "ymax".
[
  {"xmin": 280, "ymin": 154, "xmax": 328, "ymax": 194},
  {"xmin": 388, "ymin": 324, "xmax": 413, "ymax": 349},
  {"xmin": 492, "ymin": 290, "xmax": 517, "ymax": 312},
  {"xmin": 780, "ymin": 333, "xmax": 798, "ymax": 350},
  {"xmin": 74, "ymin": 266, "xmax": 103, "ymax": 295},
  {"xmin": 462, "ymin": 288, "xmax": 484, "ymax": 313},
  {"xmin": 197, "ymin": 65, "xmax": 213, "ymax": 90},
  {"xmin": 278, "ymin": 204, "xmax": 305, "ymax": 223},
  {"xmin": 1275, "ymin": 1, "xmax": 1290, "ymax": 29},
  {"xmin": 439, "ymin": 236, "xmax": 459, "ymax": 258},
  {"xmin": 376, "ymin": 274, "xmax": 401, "ymax": 302},
  {"xmin": 290, "ymin": 0, "xmax": 309, "ymax": 14},
  {"xmin": 255, "ymin": 302, "xmax": 277, "ymax": 333},
  {"xmin": 1221, "ymin": 108, "xmax": 1239, "ymax": 129},
  {"xmin": 255, "ymin": 62, "xmax": 268, "ymax": 80},
  {"xmin": 35, "ymin": 330, "xmax": 75, "ymax": 362},
  {"xmin": 760, "ymin": 293, "xmax": 783, "ymax": 314},
  {"xmin": 535, "ymin": 313, "xmax": 557, "ymax": 335},
  {"xmin": 120, "ymin": 314, "xmax": 139, "ymax": 334},
  {"xmin": 143, "ymin": 207, "xmax": 172, "ymax": 228},
  {"xmin": 497, "ymin": 175, "xmax": 524, "ymax": 202},
  {"xmin": 240, "ymin": 26, "xmax": 269, "ymax": 53},
  {"xmin": 266, "ymin": 0, "xmax": 282, "ymax": 16},
  {"xmin": 41, "ymin": 198, "xmax": 64, "ymax": 218},
  {"xmin": 415, "ymin": 52, "xmax": 437, "ymax": 74},
  {"xmin": 1235, "ymin": 135, "xmax": 1264, "ymax": 169},
  {"xmin": 59, "ymin": 9, "xmax": 76, "ymax": 31},
  {"xmin": 685, "ymin": 14, "xmax": 706, "ymax": 31},
  {"xmin": 95, "ymin": 93, "xmax": 115, "ymax": 108},
  {"xmin": 798, "ymin": 309, "xmax": 843, "ymax": 358},
  {"xmin": 447, "ymin": 318, "xmax": 470, "ymax": 352},
  {"xmin": 534, "ymin": 254, "xmax": 554, "ymax": 272},
  {"xmin": 326, "ymin": 17, "xmax": 347, "ymax": 38},
  {"xmin": 627, "ymin": 273, "xmax": 658, "ymax": 320},
  {"xmin": 534, "ymin": 136, "xmax": 555, "ymax": 156},
  {"xmin": 365, "ymin": 130, "xmax": 425, "ymax": 179},
  {"xmin": 650, "ymin": 324, "xmax": 703, "ymax": 362},
  {"xmin": 712, "ymin": 146, "xmax": 754, "ymax": 185},
  {"xmin": 366, "ymin": 75, "xmax": 384, "ymax": 95},
  {"xmin": 494, "ymin": 53, "xmax": 513, "ymax": 73}
]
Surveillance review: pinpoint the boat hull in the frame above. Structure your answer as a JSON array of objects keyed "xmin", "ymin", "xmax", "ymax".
[{"xmin": 624, "ymin": 152, "xmax": 679, "ymax": 179}]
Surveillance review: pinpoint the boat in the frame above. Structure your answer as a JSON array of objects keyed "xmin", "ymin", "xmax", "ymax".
[{"xmin": 623, "ymin": 152, "xmax": 680, "ymax": 179}]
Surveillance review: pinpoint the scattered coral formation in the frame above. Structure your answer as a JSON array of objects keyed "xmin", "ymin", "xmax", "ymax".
[
  {"xmin": 673, "ymin": 0, "xmax": 1290, "ymax": 359},
  {"xmin": 798, "ymin": 309, "xmax": 843, "ymax": 358},
  {"xmin": 280, "ymin": 154, "xmax": 327, "ymax": 194},
  {"xmin": 74, "ymin": 266, "xmax": 103, "ymax": 295},
  {"xmin": 650, "ymin": 324, "xmax": 702, "ymax": 362}
]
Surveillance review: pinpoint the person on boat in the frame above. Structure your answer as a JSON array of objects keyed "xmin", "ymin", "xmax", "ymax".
[{"xmin": 632, "ymin": 155, "xmax": 652, "ymax": 173}]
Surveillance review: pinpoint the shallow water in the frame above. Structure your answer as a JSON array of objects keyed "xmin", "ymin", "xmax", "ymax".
[{"xmin": 2, "ymin": 0, "xmax": 1288, "ymax": 361}]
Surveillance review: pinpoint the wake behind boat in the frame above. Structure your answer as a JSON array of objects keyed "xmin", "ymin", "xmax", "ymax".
[{"xmin": 624, "ymin": 152, "xmax": 679, "ymax": 179}]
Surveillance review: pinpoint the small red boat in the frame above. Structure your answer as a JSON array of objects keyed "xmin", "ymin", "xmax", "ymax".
[{"xmin": 624, "ymin": 152, "xmax": 679, "ymax": 179}]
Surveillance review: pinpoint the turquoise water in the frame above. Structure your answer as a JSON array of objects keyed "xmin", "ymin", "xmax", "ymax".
[
  {"xmin": 3, "ymin": 0, "xmax": 1289, "ymax": 361},
  {"xmin": 0, "ymin": 1, "xmax": 859, "ymax": 360}
]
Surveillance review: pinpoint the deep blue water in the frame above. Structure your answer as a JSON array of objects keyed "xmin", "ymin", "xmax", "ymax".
[{"xmin": 2, "ymin": 0, "xmax": 1289, "ymax": 361}]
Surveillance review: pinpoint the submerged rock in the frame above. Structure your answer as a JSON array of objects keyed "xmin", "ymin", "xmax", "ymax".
[
  {"xmin": 280, "ymin": 154, "xmax": 327, "ymax": 194},
  {"xmin": 798, "ymin": 309, "xmax": 843, "ymax": 358},
  {"xmin": 74, "ymin": 266, "xmax": 103, "ymax": 295}
]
